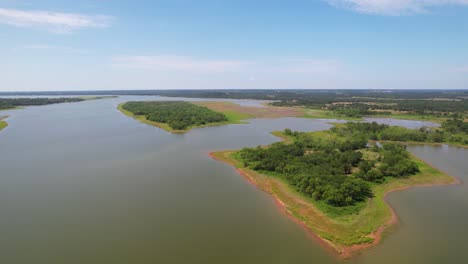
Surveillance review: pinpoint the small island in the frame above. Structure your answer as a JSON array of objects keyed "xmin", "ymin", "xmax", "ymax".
[
  {"xmin": 211, "ymin": 122, "xmax": 459, "ymax": 257},
  {"xmin": 118, "ymin": 101, "xmax": 245, "ymax": 133}
]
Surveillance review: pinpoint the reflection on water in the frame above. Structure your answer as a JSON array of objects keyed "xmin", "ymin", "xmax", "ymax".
[{"xmin": 0, "ymin": 97, "xmax": 466, "ymax": 264}]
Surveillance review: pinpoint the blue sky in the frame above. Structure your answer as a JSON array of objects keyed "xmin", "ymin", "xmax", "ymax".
[{"xmin": 1, "ymin": 0, "xmax": 468, "ymax": 91}]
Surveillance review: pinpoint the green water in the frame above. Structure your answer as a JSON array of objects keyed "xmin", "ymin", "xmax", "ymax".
[{"xmin": 0, "ymin": 97, "xmax": 466, "ymax": 263}]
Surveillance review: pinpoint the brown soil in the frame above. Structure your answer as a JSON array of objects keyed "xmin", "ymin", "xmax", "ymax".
[{"xmin": 195, "ymin": 101, "xmax": 304, "ymax": 118}]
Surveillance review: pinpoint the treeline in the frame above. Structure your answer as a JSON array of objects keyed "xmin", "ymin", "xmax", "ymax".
[
  {"xmin": 122, "ymin": 101, "xmax": 228, "ymax": 130},
  {"xmin": 327, "ymin": 103, "xmax": 392, "ymax": 117},
  {"xmin": 0, "ymin": 97, "xmax": 85, "ymax": 110},
  {"xmin": 274, "ymin": 100, "xmax": 467, "ymax": 118},
  {"xmin": 333, "ymin": 120, "xmax": 468, "ymax": 145},
  {"xmin": 2, "ymin": 89, "xmax": 466, "ymax": 101},
  {"xmin": 442, "ymin": 118, "xmax": 468, "ymax": 134},
  {"xmin": 3, "ymin": 90, "xmax": 465, "ymax": 118},
  {"xmin": 237, "ymin": 125, "xmax": 420, "ymax": 207}
]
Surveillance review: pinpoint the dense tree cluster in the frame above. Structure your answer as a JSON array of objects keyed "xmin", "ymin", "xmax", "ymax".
[
  {"xmin": 0, "ymin": 97, "xmax": 85, "ymax": 110},
  {"xmin": 274, "ymin": 99, "xmax": 467, "ymax": 118},
  {"xmin": 334, "ymin": 121, "xmax": 468, "ymax": 145},
  {"xmin": 122, "ymin": 101, "xmax": 228, "ymax": 130},
  {"xmin": 238, "ymin": 125, "xmax": 421, "ymax": 207},
  {"xmin": 442, "ymin": 118, "xmax": 468, "ymax": 134},
  {"xmin": 355, "ymin": 143, "xmax": 419, "ymax": 182},
  {"xmin": 326, "ymin": 103, "xmax": 392, "ymax": 117}
]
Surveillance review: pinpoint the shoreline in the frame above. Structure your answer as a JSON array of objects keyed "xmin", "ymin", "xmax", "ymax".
[
  {"xmin": 117, "ymin": 103, "xmax": 188, "ymax": 133},
  {"xmin": 0, "ymin": 115, "xmax": 8, "ymax": 132},
  {"xmin": 208, "ymin": 143, "xmax": 460, "ymax": 258}
]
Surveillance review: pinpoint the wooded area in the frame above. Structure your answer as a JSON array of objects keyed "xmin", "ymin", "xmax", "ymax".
[
  {"xmin": 333, "ymin": 120, "xmax": 468, "ymax": 145},
  {"xmin": 0, "ymin": 98, "xmax": 85, "ymax": 110},
  {"xmin": 237, "ymin": 124, "xmax": 422, "ymax": 207},
  {"xmin": 121, "ymin": 101, "xmax": 228, "ymax": 130}
]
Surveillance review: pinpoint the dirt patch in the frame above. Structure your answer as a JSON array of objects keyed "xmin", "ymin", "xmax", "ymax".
[{"xmin": 195, "ymin": 101, "xmax": 304, "ymax": 119}]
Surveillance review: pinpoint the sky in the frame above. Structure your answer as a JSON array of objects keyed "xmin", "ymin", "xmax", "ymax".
[{"xmin": 1, "ymin": 0, "xmax": 468, "ymax": 91}]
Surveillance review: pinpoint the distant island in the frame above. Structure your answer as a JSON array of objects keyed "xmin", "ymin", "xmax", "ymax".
[
  {"xmin": 118, "ymin": 101, "xmax": 246, "ymax": 133},
  {"xmin": 0, "ymin": 96, "xmax": 117, "ymax": 111},
  {"xmin": 211, "ymin": 122, "xmax": 460, "ymax": 257}
]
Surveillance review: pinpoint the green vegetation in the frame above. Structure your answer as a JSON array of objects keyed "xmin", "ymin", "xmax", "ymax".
[
  {"xmin": 213, "ymin": 122, "xmax": 457, "ymax": 254},
  {"xmin": 333, "ymin": 120, "xmax": 468, "ymax": 146},
  {"xmin": 4, "ymin": 90, "xmax": 466, "ymax": 122},
  {"xmin": 193, "ymin": 102, "xmax": 252, "ymax": 123},
  {"xmin": 0, "ymin": 97, "xmax": 88, "ymax": 110},
  {"xmin": 115, "ymin": 89, "xmax": 466, "ymax": 121},
  {"xmin": 120, "ymin": 101, "xmax": 229, "ymax": 131},
  {"xmin": 79, "ymin": 95, "xmax": 118, "ymax": 100},
  {"xmin": 0, "ymin": 119, "xmax": 7, "ymax": 131},
  {"xmin": 0, "ymin": 96, "xmax": 115, "ymax": 111},
  {"xmin": 238, "ymin": 127, "xmax": 420, "ymax": 207},
  {"xmin": 308, "ymin": 100, "xmax": 467, "ymax": 119}
]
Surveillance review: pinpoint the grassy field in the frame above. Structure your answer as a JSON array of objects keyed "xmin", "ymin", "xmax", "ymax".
[
  {"xmin": 211, "ymin": 130, "xmax": 458, "ymax": 257},
  {"xmin": 117, "ymin": 103, "xmax": 247, "ymax": 133}
]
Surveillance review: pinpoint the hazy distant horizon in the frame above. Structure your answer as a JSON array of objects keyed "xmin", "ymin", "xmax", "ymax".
[{"xmin": 1, "ymin": 88, "xmax": 467, "ymax": 95}]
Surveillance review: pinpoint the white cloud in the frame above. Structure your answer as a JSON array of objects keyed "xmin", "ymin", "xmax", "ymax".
[
  {"xmin": 326, "ymin": 0, "xmax": 468, "ymax": 15},
  {"xmin": 20, "ymin": 44, "xmax": 90, "ymax": 54},
  {"xmin": 0, "ymin": 8, "xmax": 112, "ymax": 33},
  {"xmin": 111, "ymin": 55, "xmax": 250, "ymax": 73},
  {"xmin": 111, "ymin": 55, "xmax": 341, "ymax": 75},
  {"xmin": 274, "ymin": 59, "xmax": 341, "ymax": 74}
]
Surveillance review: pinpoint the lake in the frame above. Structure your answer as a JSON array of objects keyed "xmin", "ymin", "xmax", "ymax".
[{"xmin": 0, "ymin": 96, "xmax": 466, "ymax": 263}]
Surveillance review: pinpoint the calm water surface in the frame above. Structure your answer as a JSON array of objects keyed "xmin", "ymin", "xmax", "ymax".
[{"xmin": 0, "ymin": 97, "xmax": 466, "ymax": 264}]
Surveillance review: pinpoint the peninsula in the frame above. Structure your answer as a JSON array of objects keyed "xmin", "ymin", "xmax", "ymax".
[
  {"xmin": 211, "ymin": 122, "xmax": 459, "ymax": 257},
  {"xmin": 118, "ymin": 101, "xmax": 246, "ymax": 133}
]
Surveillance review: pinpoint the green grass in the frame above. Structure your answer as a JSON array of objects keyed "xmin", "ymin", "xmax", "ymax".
[
  {"xmin": 0, "ymin": 106, "xmax": 22, "ymax": 112},
  {"xmin": 220, "ymin": 109, "xmax": 251, "ymax": 124},
  {"xmin": 0, "ymin": 120, "xmax": 7, "ymax": 131},
  {"xmin": 117, "ymin": 103, "xmax": 246, "ymax": 133}
]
